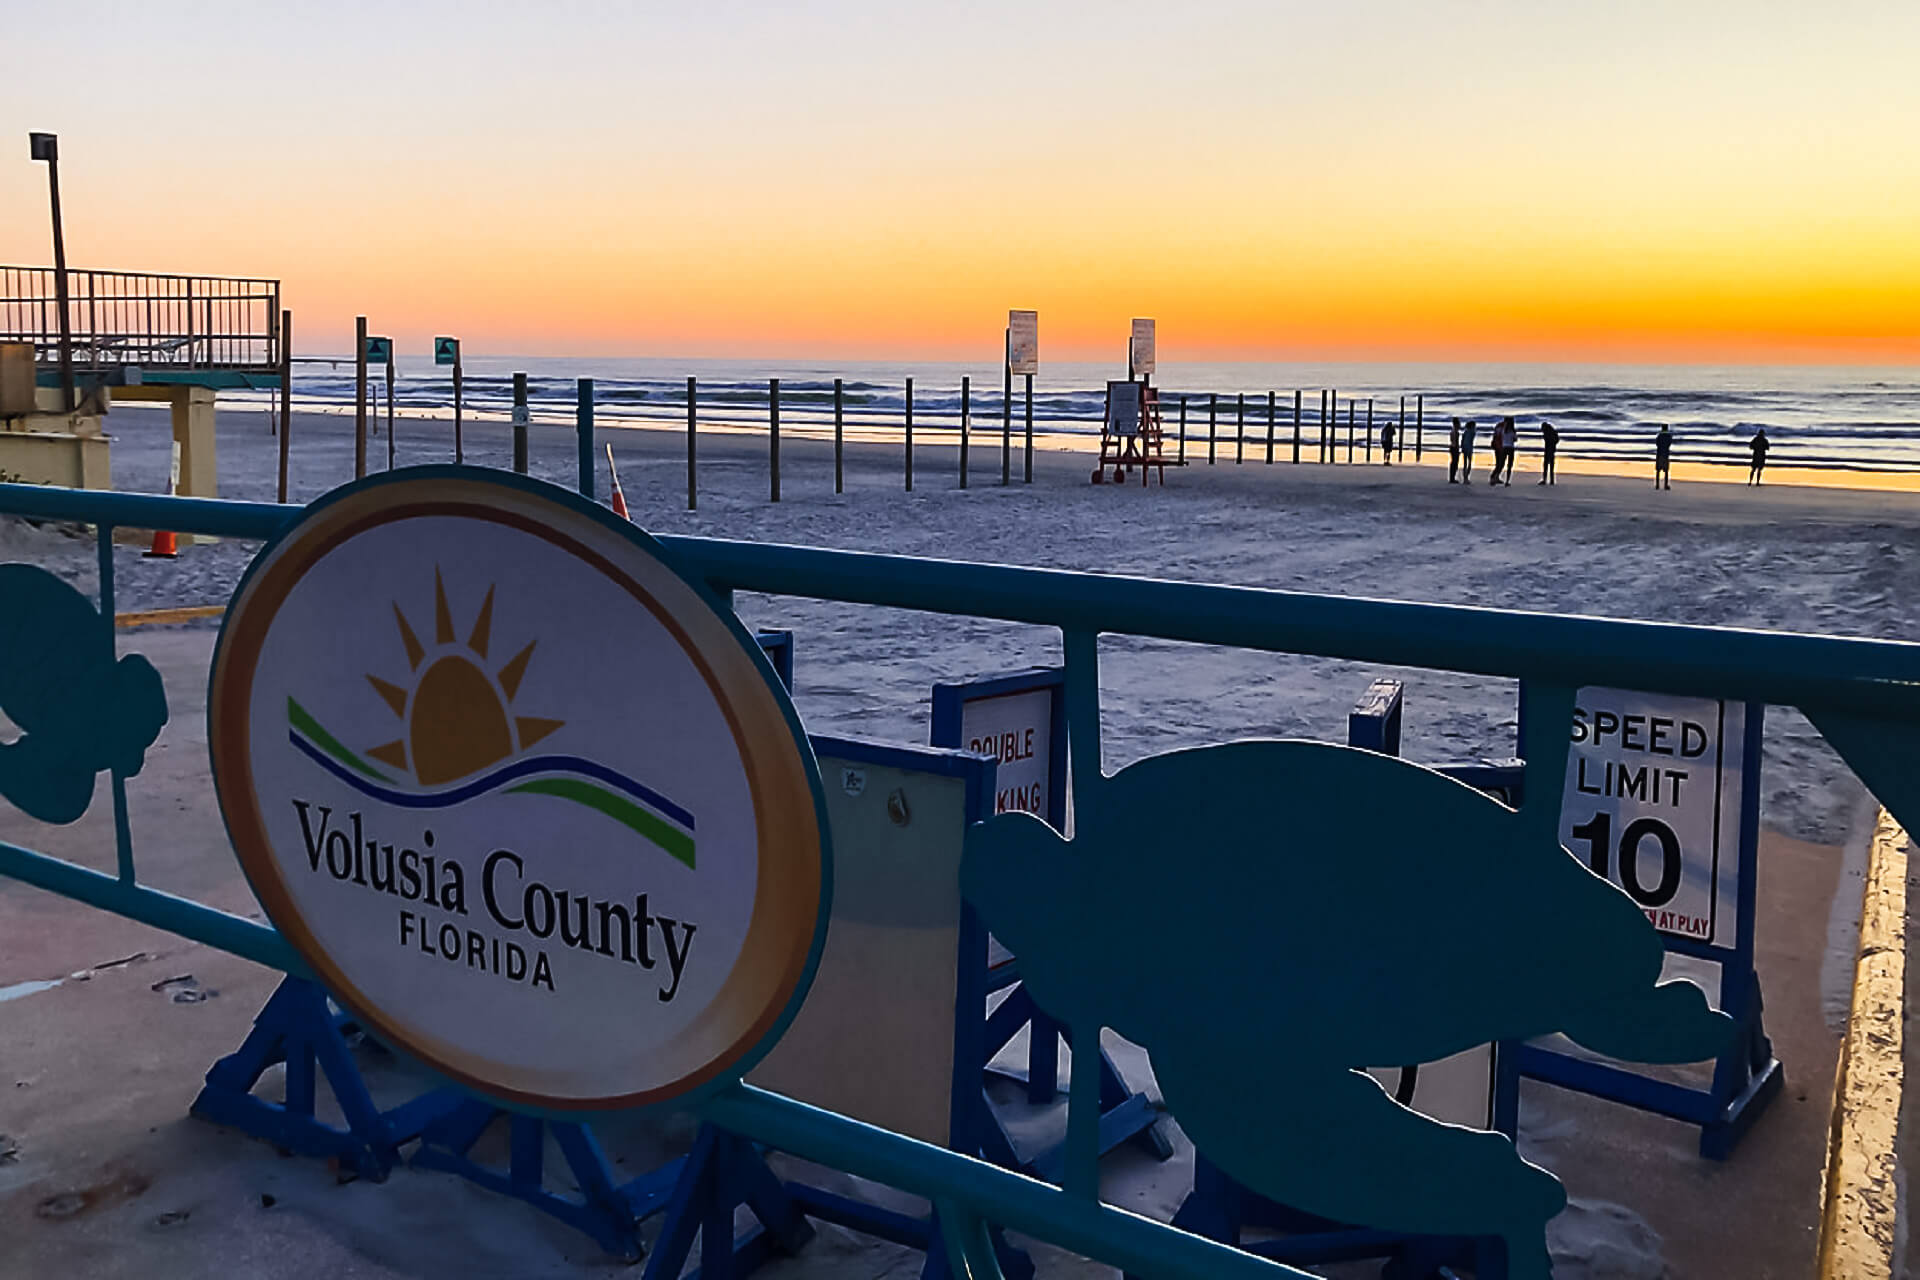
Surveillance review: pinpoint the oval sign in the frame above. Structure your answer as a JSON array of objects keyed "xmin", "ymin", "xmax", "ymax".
[{"xmin": 210, "ymin": 470, "xmax": 829, "ymax": 1111}]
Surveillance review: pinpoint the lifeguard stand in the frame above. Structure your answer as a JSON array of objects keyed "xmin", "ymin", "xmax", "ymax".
[{"xmin": 1093, "ymin": 380, "xmax": 1178, "ymax": 486}]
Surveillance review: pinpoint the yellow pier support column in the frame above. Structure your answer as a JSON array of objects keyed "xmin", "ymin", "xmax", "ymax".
[{"xmin": 111, "ymin": 384, "xmax": 219, "ymax": 545}]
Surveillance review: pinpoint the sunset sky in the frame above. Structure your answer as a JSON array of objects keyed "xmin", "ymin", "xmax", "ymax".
[{"xmin": 4, "ymin": 1, "xmax": 1917, "ymax": 363}]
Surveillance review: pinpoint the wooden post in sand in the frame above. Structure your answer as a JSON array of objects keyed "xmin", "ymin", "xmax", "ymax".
[
  {"xmin": 385, "ymin": 356, "xmax": 396, "ymax": 470},
  {"xmin": 685, "ymin": 377, "xmax": 697, "ymax": 510},
  {"xmin": 1236, "ymin": 393, "xmax": 1245, "ymax": 464},
  {"xmin": 770, "ymin": 378, "xmax": 781, "ymax": 502},
  {"xmin": 1347, "ymin": 399, "xmax": 1356, "ymax": 463},
  {"xmin": 276, "ymin": 310, "xmax": 292, "ymax": 503},
  {"xmin": 1208, "ymin": 394, "xmax": 1217, "ymax": 465},
  {"xmin": 511, "ymin": 372, "xmax": 529, "ymax": 474},
  {"xmin": 960, "ymin": 376, "xmax": 971, "ymax": 489},
  {"xmin": 354, "ymin": 315, "xmax": 367, "ymax": 479},
  {"xmin": 1266, "ymin": 391, "xmax": 1276, "ymax": 464},
  {"xmin": 834, "ymin": 377, "xmax": 845, "ymax": 495},
  {"xmin": 1292, "ymin": 390, "xmax": 1301, "ymax": 464},
  {"xmin": 1398, "ymin": 396, "xmax": 1406, "ymax": 462},
  {"xmin": 1365, "ymin": 399, "xmax": 1373, "ymax": 463},
  {"xmin": 1023, "ymin": 371, "xmax": 1034, "ymax": 484},
  {"xmin": 1178, "ymin": 396, "xmax": 1187, "ymax": 463},
  {"xmin": 1002, "ymin": 328, "xmax": 1012, "ymax": 487},
  {"xmin": 453, "ymin": 348, "xmax": 464, "ymax": 464},
  {"xmin": 905, "ymin": 376, "xmax": 914, "ymax": 492},
  {"xmin": 575, "ymin": 378, "xmax": 594, "ymax": 497},
  {"xmin": 1417, "ymin": 394, "xmax": 1424, "ymax": 459}
]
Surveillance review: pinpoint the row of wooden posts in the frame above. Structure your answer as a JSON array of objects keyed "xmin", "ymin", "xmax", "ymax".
[
  {"xmin": 328, "ymin": 369, "xmax": 1429, "ymax": 510},
  {"xmin": 686, "ymin": 379, "xmax": 1428, "ymax": 509},
  {"xmin": 1175, "ymin": 389, "xmax": 1430, "ymax": 467}
]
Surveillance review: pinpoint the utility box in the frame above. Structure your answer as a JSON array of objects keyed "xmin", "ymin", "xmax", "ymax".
[{"xmin": 0, "ymin": 342, "xmax": 35, "ymax": 417}]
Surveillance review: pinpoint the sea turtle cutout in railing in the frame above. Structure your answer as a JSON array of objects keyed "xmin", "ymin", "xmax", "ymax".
[
  {"xmin": 961, "ymin": 684, "xmax": 1729, "ymax": 1279},
  {"xmin": 0, "ymin": 564, "xmax": 167, "ymax": 824}
]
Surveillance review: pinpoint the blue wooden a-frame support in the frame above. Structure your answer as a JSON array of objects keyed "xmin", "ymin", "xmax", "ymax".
[
  {"xmin": 975, "ymin": 982, "xmax": 1170, "ymax": 1180},
  {"xmin": 190, "ymin": 975, "xmax": 458, "ymax": 1181},
  {"xmin": 408, "ymin": 1096, "xmax": 687, "ymax": 1261},
  {"xmin": 932, "ymin": 668, "xmax": 1172, "ymax": 1179},
  {"xmin": 1165, "ymin": 1153, "xmax": 1508, "ymax": 1280}
]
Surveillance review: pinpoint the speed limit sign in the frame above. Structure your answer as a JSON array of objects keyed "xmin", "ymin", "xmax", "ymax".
[{"xmin": 1559, "ymin": 688, "xmax": 1750, "ymax": 948}]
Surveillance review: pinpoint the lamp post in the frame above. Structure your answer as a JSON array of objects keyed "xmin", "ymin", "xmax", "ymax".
[{"xmin": 28, "ymin": 132, "xmax": 75, "ymax": 414}]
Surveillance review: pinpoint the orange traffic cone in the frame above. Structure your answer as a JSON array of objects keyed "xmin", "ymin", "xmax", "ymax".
[
  {"xmin": 605, "ymin": 443, "xmax": 631, "ymax": 521},
  {"xmin": 145, "ymin": 443, "xmax": 180, "ymax": 558},
  {"xmin": 143, "ymin": 526, "xmax": 178, "ymax": 559}
]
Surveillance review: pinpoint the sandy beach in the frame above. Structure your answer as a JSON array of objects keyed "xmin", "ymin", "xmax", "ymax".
[{"xmin": 3, "ymin": 402, "xmax": 1917, "ymax": 1278}]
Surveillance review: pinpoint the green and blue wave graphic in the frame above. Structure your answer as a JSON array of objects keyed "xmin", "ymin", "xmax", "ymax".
[{"xmin": 286, "ymin": 697, "xmax": 695, "ymax": 868}]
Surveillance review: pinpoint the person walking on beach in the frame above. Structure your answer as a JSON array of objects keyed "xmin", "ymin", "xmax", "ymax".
[
  {"xmin": 1748, "ymin": 429, "xmax": 1770, "ymax": 485},
  {"xmin": 1654, "ymin": 424, "xmax": 1673, "ymax": 490},
  {"xmin": 1448, "ymin": 418, "xmax": 1462, "ymax": 483},
  {"xmin": 1461, "ymin": 420, "xmax": 1478, "ymax": 483},
  {"xmin": 1381, "ymin": 421, "xmax": 1396, "ymax": 463},
  {"xmin": 1499, "ymin": 417, "xmax": 1518, "ymax": 485},
  {"xmin": 1539, "ymin": 421, "xmax": 1559, "ymax": 485}
]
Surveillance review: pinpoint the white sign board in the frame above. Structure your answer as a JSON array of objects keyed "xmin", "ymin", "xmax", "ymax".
[
  {"xmin": 1129, "ymin": 318, "xmax": 1156, "ymax": 377},
  {"xmin": 958, "ymin": 688, "xmax": 1055, "ymax": 823},
  {"xmin": 1369, "ymin": 1045, "xmax": 1495, "ymax": 1130},
  {"xmin": 1008, "ymin": 310, "xmax": 1039, "ymax": 377},
  {"xmin": 1107, "ymin": 381, "xmax": 1142, "ymax": 437},
  {"xmin": 210, "ymin": 474, "xmax": 828, "ymax": 1111},
  {"xmin": 751, "ymin": 750, "xmax": 969, "ymax": 1147},
  {"xmin": 1559, "ymin": 687, "xmax": 1745, "ymax": 947}
]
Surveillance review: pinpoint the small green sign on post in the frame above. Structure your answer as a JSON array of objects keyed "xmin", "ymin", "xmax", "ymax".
[
  {"xmin": 434, "ymin": 336, "xmax": 460, "ymax": 366},
  {"xmin": 364, "ymin": 335, "xmax": 393, "ymax": 365}
]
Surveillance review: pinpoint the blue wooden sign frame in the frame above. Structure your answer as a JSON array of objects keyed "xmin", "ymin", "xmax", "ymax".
[
  {"xmin": 931, "ymin": 667, "xmax": 1169, "ymax": 1181},
  {"xmin": 1515, "ymin": 687, "xmax": 1779, "ymax": 1158},
  {"xmin": 755, "ymin": 628, "xmax": 795, "ymax": 691},
  {"xmin": 656, "ymin": 734, "xmax": 1031, "ymax": 1279},
  {"xmin": 363, "ymin": 335, "xmax": 392, "ymax": 365},
  {"xmin": 434, "ymin": 336, "xmax": 460, "ymax": 366}
]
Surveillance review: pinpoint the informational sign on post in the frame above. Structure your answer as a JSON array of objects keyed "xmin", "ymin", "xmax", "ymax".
[
  {"xmin": 208, "ymin": 472, "xmax": 830, "ymax": 1111},
  {"xmin": 931, "ymin": 668, "xmax": 1065, "ymax": 826},
  {"xmin": 960, "ymin": 688, "xmax": 1053, "ymax": 820},
  {"xmin": 434, "ymin": 336, "xmax": 460, "ymax": 366},
  {"xmin": 1008, "ymin": 310, "xmax": 1039, "ymax": 377},
  {"xmin": 364, "ymin": 335, "xmax": 392, "ymax": 365},
  {"xmin": 1128, "ymin": 318, "xmax": 1155, "ymax": 377},
  {"xmin": 1558, "ymin": 687, "xmax": 1746, "ymax": 948}
]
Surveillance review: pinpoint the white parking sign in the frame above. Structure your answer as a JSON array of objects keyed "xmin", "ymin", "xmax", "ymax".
[{"xmin": 1559, "ymin": 688, "xmax": 1747, "ymax": 948}]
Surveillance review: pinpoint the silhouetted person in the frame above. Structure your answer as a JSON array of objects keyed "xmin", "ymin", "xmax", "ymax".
[
  {"xmin": 1654, "ymin": 425, "xmax": 1673, "ymax": 490},
  {"xmin": 1448, "ymin": 418, "xmax": 1462, "ymax": 483},
  {"xmin": 1748, "ymin": 429, "xmax": 1770, "ymax": 485},
  {"xmin": 1539, "ymin": 421, "xmax": 1559, "ymax": 485},
  {"xmin": 1381, "ymin": 421, "xmax": 1396, "ymax": 463},
  {"xmin": 1461, "ymin": 420, "xmax": 1478, "ymax": 483},
  {"xmin": 1493, "ymin": 417, "xmax": 1517, "ymax": 486}
]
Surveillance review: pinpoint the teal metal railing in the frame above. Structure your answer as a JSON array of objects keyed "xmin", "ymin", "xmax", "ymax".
[{"xmin": 5, "ymin": 477, "xmax": 1920, "ymax": 1278}]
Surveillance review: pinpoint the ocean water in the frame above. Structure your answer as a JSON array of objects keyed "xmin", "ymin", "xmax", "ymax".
[{"xmin": 266, "ymin": 358, "xmax": 1920, "ymax": 474}]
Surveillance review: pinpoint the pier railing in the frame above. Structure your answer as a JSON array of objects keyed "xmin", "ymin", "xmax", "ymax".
[
  {"xmin": 1, "ymin": 475, "xmax": 1914, "ymax": 1277},
  {"xmin": 0, "ymin": 265, "xmax": 281, "ymax": 374}
]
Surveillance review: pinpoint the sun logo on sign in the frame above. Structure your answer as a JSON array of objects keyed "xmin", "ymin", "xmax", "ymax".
[{"xmin": 363, "ymin": 570, "xmax": 565, "ymax": 785}]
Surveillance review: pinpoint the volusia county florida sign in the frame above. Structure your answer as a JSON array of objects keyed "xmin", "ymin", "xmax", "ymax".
[{"xmin": 209, "ymin": 470, "xmax": 829, "ymax": 1111}]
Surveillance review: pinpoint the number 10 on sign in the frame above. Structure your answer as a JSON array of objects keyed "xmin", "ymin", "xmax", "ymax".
[{"xmin": 1558, "ymin": 689, "xmax": 1750, "ymax": 949}]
